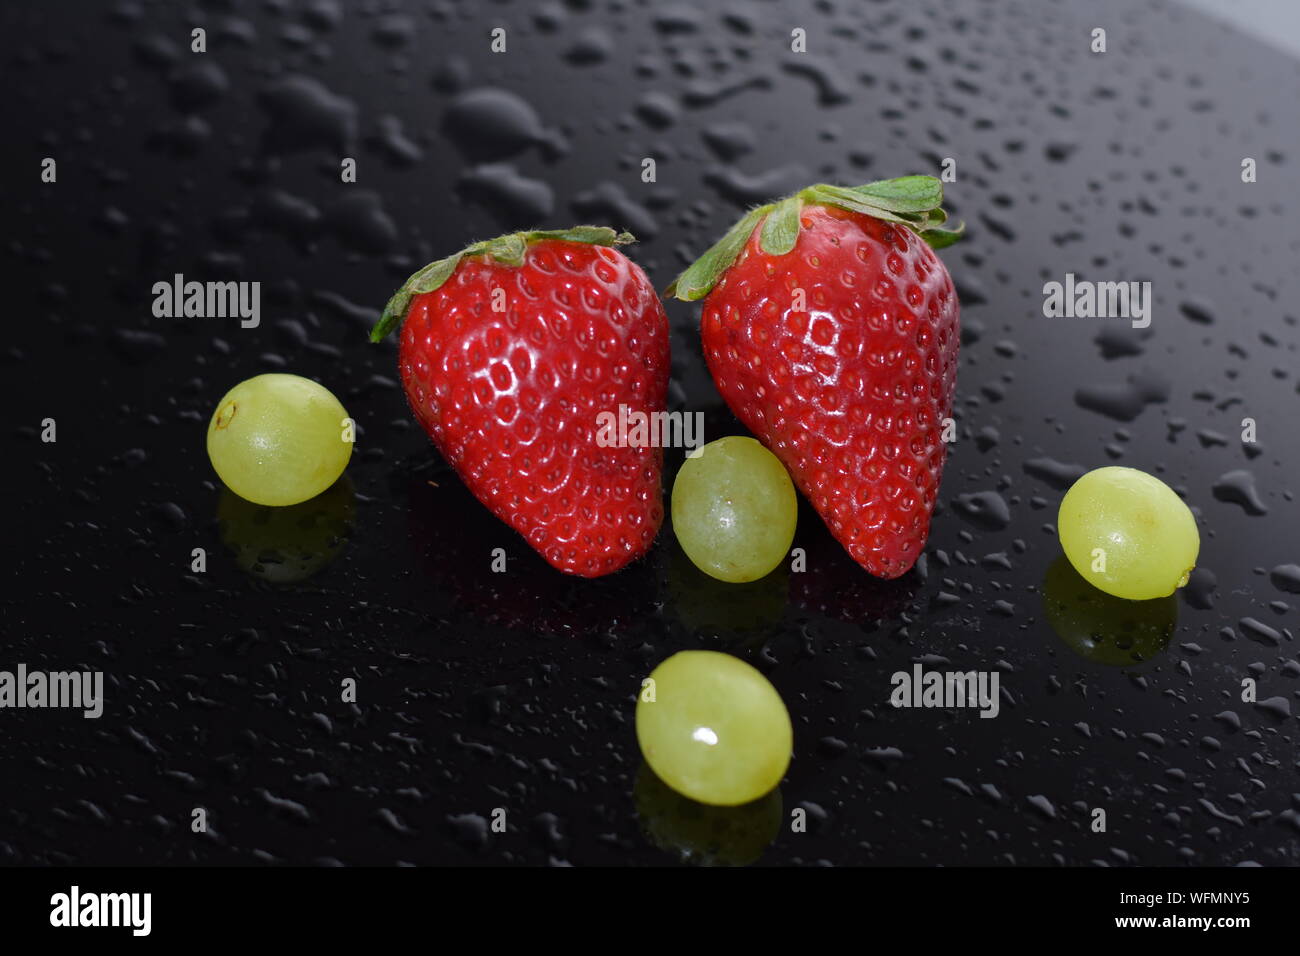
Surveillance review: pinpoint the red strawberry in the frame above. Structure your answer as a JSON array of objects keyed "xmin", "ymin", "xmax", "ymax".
[
  {"xmin": 668, "ymin": 178, "xmax": 962, "ymax": 579},
  {"xmin": 372, "ymin": 227, "xmax": 669, "ymax": 577}
]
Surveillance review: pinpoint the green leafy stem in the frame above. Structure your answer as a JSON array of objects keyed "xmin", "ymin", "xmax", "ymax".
[
  {"xmin": 666, "ymin": 176, "xmax": 963, "ymax": 302},
  {"xmin": 370, "ymin": 226, "xmax": 634, "ymax": 343}
]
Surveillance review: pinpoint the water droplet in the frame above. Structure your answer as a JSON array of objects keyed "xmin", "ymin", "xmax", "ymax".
[
  {"xmin": 1268, "ymin": 564, "xmax": 1300, "ymax": 594},
  {"xmin": 459, "ymin": 163, "xmax": 555, "ymax": 223},
  {"xmin": 1212, "ymin": 469, "xmax": 1268, "ymax": 516},
  {"xmin": 259, "ymin": 74, "xmax": 357, "ymax": 154},
  {"xmin": 953, "ymin": 491, "xmax": 1011, "ymax": 530}
]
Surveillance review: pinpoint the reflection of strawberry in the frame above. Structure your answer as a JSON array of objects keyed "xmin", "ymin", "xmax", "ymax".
[
  {"xmin": 373, "ymin": 227, "xmax": 669, "ymax": 577},
  {"xmin": 404, "ymin": 464, "xmax": 657, "ymax": 637},
  {"xmin": 669, "ymin": 178, "xmax": 961, "ymax": 579},
  {"xmin": 789, "ymin": 506, "xmax": 921, "ymax": 626}
]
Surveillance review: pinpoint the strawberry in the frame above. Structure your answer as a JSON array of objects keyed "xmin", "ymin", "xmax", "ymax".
[
  {"xmin": 668, "ymin": 177, "xmax": 962, "ymax": 579},
  {"xmin": 372, "ymin": 226, "xmax": 669, "ymax": 577}
]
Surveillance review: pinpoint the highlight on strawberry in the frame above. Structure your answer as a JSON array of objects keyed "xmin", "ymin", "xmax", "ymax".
[
  {"xmin": 667, "ymin": 176, "xmax": 963, "ymax": 579},
  {"xmin": 371, "ymin": 226, "xmax": 670, "ymax": 578}
]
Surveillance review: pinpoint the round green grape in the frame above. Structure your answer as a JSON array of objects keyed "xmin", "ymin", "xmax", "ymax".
[
  {"xmin": 671, "ymin": 436, "xmax": 797, "ymax": 583},
  {"xmin": 1057, "ymin": 466, "xmax": 1199, "ymax": 601},
  {"xmin": 636, "ymin": 651, "xmax": 792, "ymax": 807},
  {"xmin": 207, "ymin": 373, "xmax": 353, "ymax": 507}
]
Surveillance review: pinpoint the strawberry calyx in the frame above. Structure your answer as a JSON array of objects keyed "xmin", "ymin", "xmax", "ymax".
[
  {"xmin": 370, "ymin": 225, "xmax": 635, "ymax": 342},
  {"xmin": 665, "ymin": 175, "xmax": 963, "ymax": 301}
]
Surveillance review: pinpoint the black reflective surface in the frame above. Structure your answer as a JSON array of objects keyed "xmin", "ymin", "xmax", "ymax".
[{"xmin": 3, "ymin": 0, "xmax": 1299, "ymax": 865}]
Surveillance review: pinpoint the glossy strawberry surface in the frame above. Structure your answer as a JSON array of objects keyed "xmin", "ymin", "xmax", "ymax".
[
  {"xmin": 398, "ymin": 239, "xmax": 669, "ymax": 577},
  {"xmin": 701, "ymin": 204, "xmax": 959, "ymax": 578}
]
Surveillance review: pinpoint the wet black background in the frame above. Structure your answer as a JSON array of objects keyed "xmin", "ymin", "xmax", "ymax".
[{"xmin": 2, "ymin": 0, "xmax": 1298, "ymax": 866}]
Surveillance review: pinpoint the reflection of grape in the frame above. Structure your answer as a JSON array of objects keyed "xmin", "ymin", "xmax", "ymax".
[
  {"xmin": 633, "ymin": 762, "xmax": 782, "ymax": 867},
  {"xmin": 636, "ymin": 651, "xmax": 792, "ymax": 806},
  {"xmin": 668, "ymin": 543, "xmax": 789, "ymax": 637},
  {"xmin": 207, "ymin": 374, "xmax": 353, "ymax": 507},
  {"xmin": 671, "ymin": 436, "xmax": 797, "ymax": 583},
  {"xmin": 1058, "ymin": 466, "xmax": 1199, "ymax": 600},
  {"xmin": 217, "ymin": 477, "xmax": 355, "ymax": 584},
  {"xmin": 1041, "ymin": 555, "xmax": 1174, "ymax": 666}
]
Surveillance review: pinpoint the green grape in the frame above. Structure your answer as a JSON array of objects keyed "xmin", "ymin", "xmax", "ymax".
[
  {"xmin": 633, "ymin": 762, "xmax": 782, "ymax": 867},
  {"xmin": 1041, "ymin": 555, "xmax": 1174, "ymax": 666},
  {"xmin": 1057, "ymin": 466, "xmax": 1199, "ymax": 601},
  {"xmin": 207, "ymin": 374, "xmax": 353, "ymax": 507},
  {"xmin": 671, "ymin": 436, "xmax": 797, "ymax": 583},
  {"xmin": 636, "ymin": 650, "xmax": 792, "ymax": 807}
]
